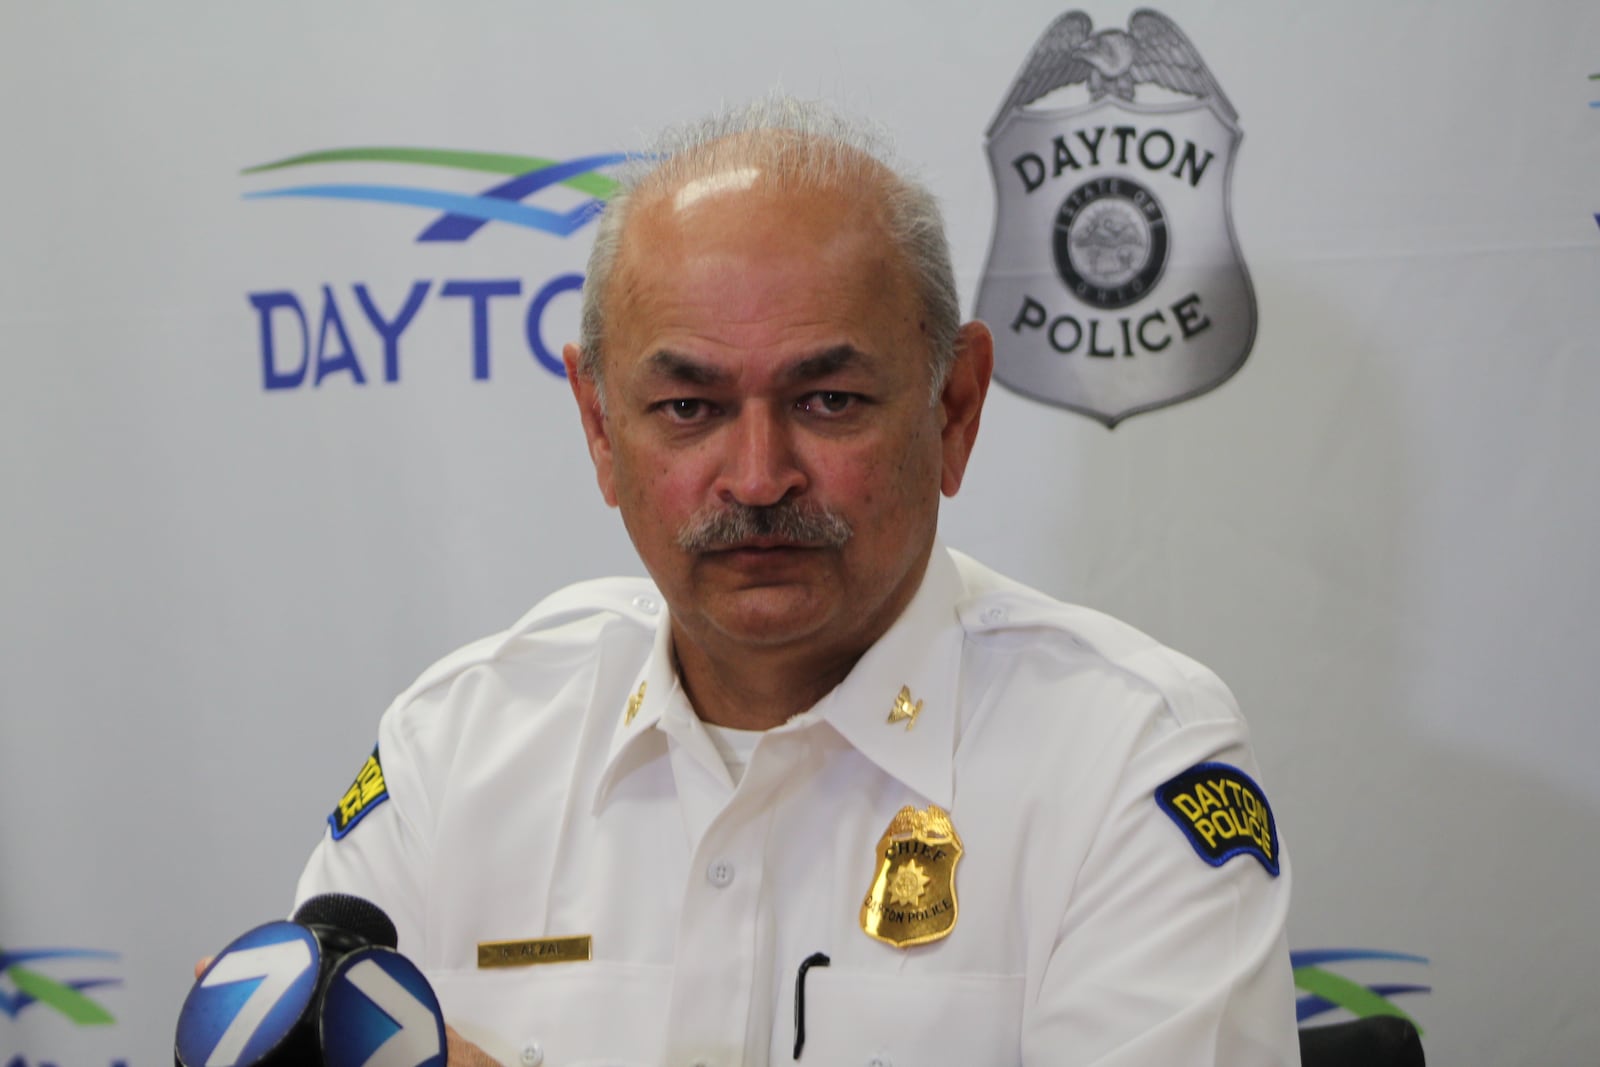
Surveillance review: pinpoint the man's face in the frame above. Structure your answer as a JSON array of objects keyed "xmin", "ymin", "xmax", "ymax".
[{"xmin": 566, "ymin": 175, "xmax": 987, "ymax": 668}]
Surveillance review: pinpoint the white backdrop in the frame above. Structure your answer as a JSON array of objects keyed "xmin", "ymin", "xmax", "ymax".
[{"xmin": 4, "ymin": 3, "xmax": 1599, "ymax": 1064}]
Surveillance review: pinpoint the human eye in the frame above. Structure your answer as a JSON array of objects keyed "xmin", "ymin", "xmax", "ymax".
[
  {"xmin": 796, "ymin": 390, "xmax": 860, "ymax": 417},
  {"xmin": 653, "ymin": 397, "xmax": 717, "ymax": 423}
]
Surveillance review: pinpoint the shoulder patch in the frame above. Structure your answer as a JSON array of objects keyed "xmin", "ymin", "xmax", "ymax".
[
  {"xmin": 1155, "ymin": 762, "xmax": 1279, "ymax": 876},
  {"xmin": 328, "ymin": 745, "xmax": 389, "ymax": 841}
]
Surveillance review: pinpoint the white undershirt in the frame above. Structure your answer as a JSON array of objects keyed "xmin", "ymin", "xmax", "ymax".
[{"xmin": 700, "ymin": 721, "xmax": 766, "ymax": 785}]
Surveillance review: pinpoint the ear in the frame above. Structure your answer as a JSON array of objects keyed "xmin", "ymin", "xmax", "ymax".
[
  {"xmin": 565, "ymin": 343, "xmax": 619, "ymax": 508},
  {"xmin": 937, "ymin": 321, "xmax": 994, "ymax": 497}
]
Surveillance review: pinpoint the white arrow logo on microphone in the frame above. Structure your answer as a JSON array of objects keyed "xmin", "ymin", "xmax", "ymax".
[{"xmin": 342, "ymin": 958, "xmax": 442, "ymax": 1067}]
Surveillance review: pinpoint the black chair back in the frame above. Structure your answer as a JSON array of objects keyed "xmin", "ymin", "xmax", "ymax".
[{"xmin": 1298, "ymin": 1016, "xmax": 1425, "ymax": 1067}]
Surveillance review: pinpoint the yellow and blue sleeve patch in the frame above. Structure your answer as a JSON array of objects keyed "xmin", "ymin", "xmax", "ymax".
[
  {"xmin": 1156, "ymin": 762, "xmax": 1279, "ymax": 876},
  {"xmin": 329, "ymin": 745, "xmax": 389, "ymax": 841}
]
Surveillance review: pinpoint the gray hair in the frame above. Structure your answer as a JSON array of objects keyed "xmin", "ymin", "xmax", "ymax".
[{"xmin": 576, "ymin": 96, "xmax": 961, "ymax": 401}]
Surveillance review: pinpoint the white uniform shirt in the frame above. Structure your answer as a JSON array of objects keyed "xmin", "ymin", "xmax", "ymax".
[{"xmin": 297, "ymin": 547, "xmax": 1300, "ymax": 1066}]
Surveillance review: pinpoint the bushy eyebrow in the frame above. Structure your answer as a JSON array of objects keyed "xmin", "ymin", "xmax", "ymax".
[
  {"xmin": 644, "ymin": 350, "xmax": 728, "ymax": 386},
  {"xmin": 783, "ymin": 346, "xmax": 868, "ymax": 384},
  {"xmin": 642, "ymin": 345, "xmax": 870, "ymax": 388}
]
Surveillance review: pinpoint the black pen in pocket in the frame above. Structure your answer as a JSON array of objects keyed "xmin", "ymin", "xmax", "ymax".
[{"xmin": 792, "ymin": 951, "xmax": 831, "ymax": 1060}]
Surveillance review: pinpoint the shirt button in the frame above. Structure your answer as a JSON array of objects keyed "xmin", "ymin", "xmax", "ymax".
[
  {"xmin": 706, "ymin": 859, "xmax": 736, "ymax": 887},
  {"xmin": 633, "ymin": 594, "xmax": 660, "ymax": 615},
  {"xmin": 520, "ymin": 1043, "xmax": 543, "ymax": 1067},
  {"xmin": 980, "ymin": 606, "xmax": 1007, "ymax": 625}
]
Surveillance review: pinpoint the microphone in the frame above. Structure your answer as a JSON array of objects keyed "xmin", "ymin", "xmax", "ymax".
[{"xmin": 175, "ymin": 894, "xmax": 446, "ymax": 1067}]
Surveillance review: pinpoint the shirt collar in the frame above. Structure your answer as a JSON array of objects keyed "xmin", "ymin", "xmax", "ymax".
[
  {"xmin": 800, "ymin": 544, "xmax": 963, "ymax": 808},
  {"xmin": 593, "ymin": 544, "xmax": 965, "ymax": 810},
  {"xmin": 593, "ymin": 606, "xmax": 683, "ymax": 810}
]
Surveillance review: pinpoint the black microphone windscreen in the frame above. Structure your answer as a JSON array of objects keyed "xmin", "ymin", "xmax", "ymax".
[{"xmin": 292, "ymin": 893, "xmax": 399, "ymax": 949}]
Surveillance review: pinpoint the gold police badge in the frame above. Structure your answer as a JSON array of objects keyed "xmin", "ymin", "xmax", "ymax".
[{"xmin": 860, "ymin": 805, "xmax": 963, "ymax": 948}]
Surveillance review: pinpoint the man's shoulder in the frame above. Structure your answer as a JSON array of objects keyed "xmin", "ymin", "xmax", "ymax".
[
  {"xmin": 393, "ymin": 575, "xmax": 661, "ymax": 709},
  {"xmin": 503, "ymin": 574, "xmax": 664, "ymax": 641},
  {"xmin": 948, "ymin": 549, "xmax": 1238, "ymax": 729}
]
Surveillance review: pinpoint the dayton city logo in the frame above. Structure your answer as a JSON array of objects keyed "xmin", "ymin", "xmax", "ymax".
[
  {"xmin": 1, "ymin": 945, "xmax": 128, "ymax": 1067},
  {"xmin": 976, "ymin": 9, "xmax": 1254, "ymax": 427},
  {"xmin": 1291, "ymin": 948, "xmax": 1430, "ymax": 1032},
  {"xmin": 243, "ymin": 147, "xmax": 624, "ymax": 392},
  {"xmin": 0, "ymin": 946, "xmax": 119, "ymax": 1025},
  {"xmin": 1592, "ymin": 72, "xmax": 1599, "ymax": 233}
]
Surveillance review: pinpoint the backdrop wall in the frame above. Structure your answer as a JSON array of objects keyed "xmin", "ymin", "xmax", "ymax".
[{"xmin": 4, "ymin": 3, "xmax": 1598, "ymax": 1064}]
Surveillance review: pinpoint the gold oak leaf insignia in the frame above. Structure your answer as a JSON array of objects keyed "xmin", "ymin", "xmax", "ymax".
[
  {"xmin": 887, "ymin": 685, "xmax": 923, "ymax": 730},
  {"xmin": 624, "ymin": 681, "xmax": 647, "ymax": 725}
]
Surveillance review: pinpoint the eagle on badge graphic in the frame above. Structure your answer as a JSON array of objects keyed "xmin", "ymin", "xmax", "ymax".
[{"xmin": 988, "ymin": 9, "xmax": 1236, "ymax": 135}]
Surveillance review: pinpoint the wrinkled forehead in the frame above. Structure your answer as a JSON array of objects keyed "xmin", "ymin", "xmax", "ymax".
[
  {"xmin": 657, "ymin": 196, "xmax": 898, "ymax": 294},
  {"xmin": 609, "ymin": 192, "xmax": 911, "ymax": 364}
]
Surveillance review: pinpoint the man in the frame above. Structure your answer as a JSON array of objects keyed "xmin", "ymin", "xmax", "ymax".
[{"xmin": 297, "ymin": 98, "xmax": 1299, "ymax": 1065}]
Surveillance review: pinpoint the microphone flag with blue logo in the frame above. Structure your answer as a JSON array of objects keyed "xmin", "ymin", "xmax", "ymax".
[{"xmin": 175, "ymin": 893, "xmax": 445, "ymax": 1067}]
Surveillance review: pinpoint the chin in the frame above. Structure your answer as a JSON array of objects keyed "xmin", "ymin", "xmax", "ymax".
[{"xmin": 706, "ymin": 590, "xmax": 836, "ymax": 647}]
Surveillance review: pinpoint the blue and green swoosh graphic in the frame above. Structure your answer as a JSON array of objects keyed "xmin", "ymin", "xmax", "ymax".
[
  {"xmin": 1591, "ymin": 75, "xmax": 1599, "ymax": 231},
  {"xmin": 1291, "ymin": 948, "xmax": 1429, "ymax": 1033},
  {"xmin": 242, "ymin": 147, "xmax": 627, "ymax": 241},
  {"xmin": 0, "ymin": 947, "xmax": 120, "ymax": 1024}
]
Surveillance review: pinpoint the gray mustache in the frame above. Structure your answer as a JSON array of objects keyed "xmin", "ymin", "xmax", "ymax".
[{"xmin": 676, "ymin": 502, "xmax": 854, "ymax": 552}]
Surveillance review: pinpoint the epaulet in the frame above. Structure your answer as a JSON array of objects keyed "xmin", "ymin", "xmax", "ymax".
[
  {"xmin": 390, "ymin": 576, "xmax": 661, "ymax": 707},
  {"xmin": 950, "ymin": 549, "xmax": 1234, "ymax": 728},
  {"xmin": 504, "ymin": 576, "xmax": 662, "ymax": 638}
]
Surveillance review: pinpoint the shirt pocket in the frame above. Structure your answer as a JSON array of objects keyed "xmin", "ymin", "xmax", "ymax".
[
  {"xmin": 429, "ymin": 961, "xmax": 671, "ymax": 1067},
  {"xmin": 794, "ymin": 969, "xmax": 1024, "ymax": 1067}
]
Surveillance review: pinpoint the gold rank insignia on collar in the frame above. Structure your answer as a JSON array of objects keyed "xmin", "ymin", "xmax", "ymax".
[
  {"xmin": 860, "ymin": 804, "xmax": 963, "ymax": 948},
  {"xmin": 887, "ymin": 685, "xmax": 923, "ymax": 730},
  {"xmin": 624, "ymin": 680, "xmax": 646, "ymax": 726}
]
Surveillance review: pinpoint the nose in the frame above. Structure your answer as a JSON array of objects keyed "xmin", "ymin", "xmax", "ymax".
[{"xmin": 715, "ymin": 405, "xmax": 807, "ymax": 507}]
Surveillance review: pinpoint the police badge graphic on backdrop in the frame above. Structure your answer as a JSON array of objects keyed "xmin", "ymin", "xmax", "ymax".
[{"xmin": 976, "ymin": 9, "xmax": 1255, "ymax": 427}]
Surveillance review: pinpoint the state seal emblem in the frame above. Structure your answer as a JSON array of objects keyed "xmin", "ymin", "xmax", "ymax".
[
  {"xmin": 976, "ymin": 9, "xmax": 1255, "ymax": 427},
  {"xmin": 860, "ymin": 805, "xmax": 963, "ymax": 948}
]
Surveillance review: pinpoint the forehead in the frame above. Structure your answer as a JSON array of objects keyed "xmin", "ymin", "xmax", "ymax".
[{"xmin": 604, "ymin": 177, "xmax": 925, "ymax": 373}]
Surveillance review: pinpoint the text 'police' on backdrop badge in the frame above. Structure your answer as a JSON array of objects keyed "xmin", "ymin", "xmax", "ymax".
[{"xmin": 976, "ymin": 9, "xmax": 1256, "ymax": 427}]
